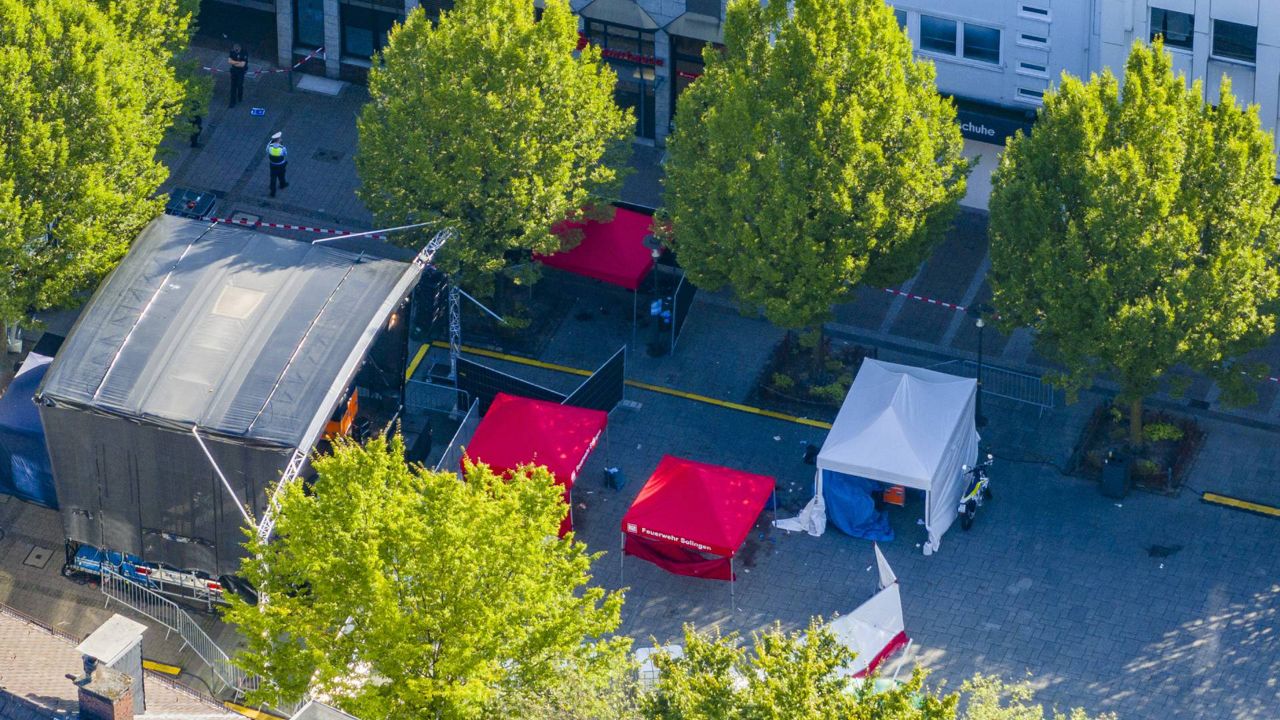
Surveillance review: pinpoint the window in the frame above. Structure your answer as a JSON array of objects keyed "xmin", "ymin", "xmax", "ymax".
[
  {"xmin": 340, "ymin": 2, "xmax": 401, "ymax": 59},
  {"xmin": 1019, "ymin": 61, "xmax": 1047, "ymax": 74},
  {"xmin": 585, "ymin": 20, "xmax": 658, "ymax": 139},
  {"xmin": 894, "ymin": 9, "xmax": 907, "ymax": 30},
  {"xmin": 1150, "ymin": 8, "xmax": 1194, "ymax": 50},
  {"xmin": 420, "ymin": 0, "xmax": 454, "ymax": 23},
  {"xmin": 672, "ymin": 35, "xmax": 720, "ymax": 119},
  {"xmin": 920, "ymin": 15, "xmax": 957, "ymax": 55},
  {"xmin": 1020, "ymin": 5, "xmax": 1049, "ymax": 17},
  {"xmin": 963, "ymin": 24, "xmax": 1000, "ymax": 64},
  {"xmin": 1020, "ymin": 33, "xmax": 1048, "ymax": 45},
  {"xmin": 1018, "ymin": 87, "xmax": 1045, "ymax": 100},
  {"xmin": 686, "ymin": 0, "xmax": 721, "ymax": 19},
  {"xmin": 1212, "ymin": 19, "xmax": 1257, "ymax": 63},
  {"xmin": 294, "ymin": 0, "xmax": 325, "ymax": 48}
]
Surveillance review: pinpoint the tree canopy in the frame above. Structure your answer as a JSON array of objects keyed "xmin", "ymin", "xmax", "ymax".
[
  {"xmin": 988, "ymin": 40, "xmax": 1280, "ymax": 441},
  {"xmin": 640, "ymin": 623, "xmax": 1112, "ymax": 720},
  {"xmin": 224, "ymin": 436, "xmax": 629, "ymax": 720},
  {"xmin": 356, "ymin": 0, "xmax": 633, "ymax": 294},
  {"xmin": 0, "ymin": 0, "xmax": 194, "ymax": 325},
  {"xmin": 663, "ymin": 0, "xmax": 968, "ymax": 333}
]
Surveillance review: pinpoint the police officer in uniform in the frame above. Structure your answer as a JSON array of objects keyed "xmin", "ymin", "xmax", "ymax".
[
  {"xmin": 267, "ymin": 132, "xmax": 289, "ymax": 197},
  {"xmin": 228, "ymin": 43, "xmax": 248, "ymax": 108}
]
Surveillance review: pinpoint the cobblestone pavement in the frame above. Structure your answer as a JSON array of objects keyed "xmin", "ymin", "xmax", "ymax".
[{"xmin": 1, "ymin": 48, "xmax": 1277, "ymax": 719}]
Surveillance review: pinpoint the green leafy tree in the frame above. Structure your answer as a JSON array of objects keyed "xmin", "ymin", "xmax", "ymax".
[
  {"xmin": 640, "ymin": 620, "xmax": 957, "ymax": 720},
  {"xmin": 0, "ymin": 0, "xmax": 193, "ymax": 333},
  {"xmin": 224, "ymin": 436, "xmax": 629, "ymax": 719},
  {"xmin": 960, "ymin": 675, "xmax": 1115, "ymax": 720},
  {"xmin": 988, "ymin": 40, "xmax": 1280, "ymax": 444},
  {"xmin": 663, "ymin": 0, "xmax": 968, "ymax": 355},
  {"xmin": 356, "ymin": 0, "xmax": 632, "ymax": 294}
]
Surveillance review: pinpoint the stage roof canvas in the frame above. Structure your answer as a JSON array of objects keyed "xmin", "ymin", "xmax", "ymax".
[{"xmin": 37, "ymin": 214, "xmax": 423, "ymax": 448}]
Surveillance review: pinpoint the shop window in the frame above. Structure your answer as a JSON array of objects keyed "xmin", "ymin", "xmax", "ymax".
[
  {"xmin": 1212, "ymin": 19, "xmax": 1256, "ymax": 64},
  {"xmin": 919, "ymin": 15, "xmax": 957, "ymax": 56},
  {"xmin": 671, "ymin": 35, "xmax": 722, "ymax": 123},
  {"xmin": 1150, "ymin": 8, "xmax": 1194, "ymax": 51},
  {"xmin": 585, "ymin": 20, "xmax": 658, "ymax": 139},
  {"xmin": 963, "ymin": 24, "xmax": 1000, "ymax": 64},
  {"xmin": 341, "ymin": 2, "xmax": 402, "ymax": 59},
  {"xmin": 295, "ymin": 0, "xmax": 325, "ymax": 48}
]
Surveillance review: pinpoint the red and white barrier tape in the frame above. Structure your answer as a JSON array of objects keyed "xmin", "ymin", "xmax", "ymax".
[
  {"xmin": 203, "ymin": 47, "xmax": 325, "ymax": 76},
  {"xmin": 879, "ymin": 287, "xmax": 1280, "ymax": 384},
  {"xmin": 882, "ymin": 286, "xmax": 967, "ymax": 312},
  {"xmin": 203, "ymin": 215, "xmax": 387, "ymax": 241}
]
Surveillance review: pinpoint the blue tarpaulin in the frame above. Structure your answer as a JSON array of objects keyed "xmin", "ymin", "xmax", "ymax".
[
  {"xmin": 0, "ymin": 353, "xmax": 56, "ymax": 507},
  {"xmin": 822, "ymin": 470, "xmax": 893, "ymax": 541}
]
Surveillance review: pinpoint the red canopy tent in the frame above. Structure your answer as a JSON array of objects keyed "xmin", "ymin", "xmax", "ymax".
[
  {"xmin": 537, "ymin": 207, "xmax": 656, "ymax": 291},
  {"xmin": 464, "ymin": 393, "xmax": 607, "ymax": 537},
  {"xmin": 621, "ymin": 456, "xmax": 776, "ymax": 590},
  {"xmin": 537, "ymin": 207, "xmax": 658, "ymax": 349}
]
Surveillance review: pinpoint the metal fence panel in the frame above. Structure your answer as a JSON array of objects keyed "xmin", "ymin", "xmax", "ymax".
[{"xmin": 930, "ymin": 359, "xmax": 1056, "ymax": 413}]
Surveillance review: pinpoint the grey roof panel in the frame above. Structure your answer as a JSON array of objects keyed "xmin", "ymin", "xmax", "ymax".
[{"xmin": 37, "ymin": 215, "xmax": 421, "ymax": 448}]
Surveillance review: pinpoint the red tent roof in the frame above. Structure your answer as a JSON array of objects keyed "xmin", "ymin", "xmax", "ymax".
[
  {"xmin": 464, "ymin": 393, "xmax": 607, "ymax": 491},
  {"xmin": 622, "ymin": 455, "xmax": 775, "ymax": 558},
  {"xmin": 537, "ymin": 207, "xmax": 655, "ymax": 290}
]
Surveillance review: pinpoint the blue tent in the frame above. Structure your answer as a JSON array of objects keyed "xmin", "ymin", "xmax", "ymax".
[{"xmin": 0, "ymin": 353, "xmax": 56, "ymax": 507}]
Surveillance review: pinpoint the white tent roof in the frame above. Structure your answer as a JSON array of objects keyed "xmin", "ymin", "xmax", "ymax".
[{"xmin": 817, "ymin": 359, "xmax": 976, "ymax": 491}]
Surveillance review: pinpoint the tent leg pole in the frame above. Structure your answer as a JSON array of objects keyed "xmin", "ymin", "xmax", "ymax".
[
  {"xmin": 632, "ymin": 293, "xmax": 637, "ymax": 351},
  {"xmin": 730, "ymin": 556, "xmax": 734, "ymax": 608},
  {"xmin": 619, "ymin": 532, "xmax": 624, "ymax": 585}
]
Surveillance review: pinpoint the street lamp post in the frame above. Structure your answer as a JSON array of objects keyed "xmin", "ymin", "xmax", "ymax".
[{"xmin": 967, "ymin": 303, "xmax": 993, "ymax": 428}]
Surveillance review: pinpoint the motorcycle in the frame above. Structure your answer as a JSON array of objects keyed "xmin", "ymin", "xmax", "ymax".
[{"xmin": 958, "ymin": 453, "xmax": 994, "ymax": 530}]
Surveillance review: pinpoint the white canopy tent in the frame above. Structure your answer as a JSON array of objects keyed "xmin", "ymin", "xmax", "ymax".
[{"xmin": 776, "ymin": 359, "xmax": 978, "ymax": 555}]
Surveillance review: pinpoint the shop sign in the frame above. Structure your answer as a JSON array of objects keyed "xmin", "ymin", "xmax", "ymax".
[
  {"xmin": 578, "ymin": 33, "xmax": 664, "ymax": 67},
  {"xmin": 955, "ymin": 106, "xmax": 1033, "ymax": 143}
]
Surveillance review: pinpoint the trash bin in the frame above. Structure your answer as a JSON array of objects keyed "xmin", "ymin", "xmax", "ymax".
[
  {"xmin": 604, "ymin": 467, "xmax": 625, "ymax": 490},
  {"xmin": 1100, "ymin": 454, "xmax": 1130, "ymax": 499}
]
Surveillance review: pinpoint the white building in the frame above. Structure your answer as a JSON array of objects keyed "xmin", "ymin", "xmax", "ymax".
[{"xmin": 891, "ymin": 1, "xmax": 1280, "ymax": 203}]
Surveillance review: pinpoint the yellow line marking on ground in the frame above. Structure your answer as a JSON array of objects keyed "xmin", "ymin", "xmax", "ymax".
[
  {"xmin": 406, "ymin": 343, "xmax": 429, "ymax": 380},
  {"xmin": 430, "ymin": 341, "xmax": 833, "ymax": 430},
  {"xmin": 142, "ymin": 659, "xmax": 181, "ymax": 675},
  {"xmin": 1202, "ymin": 492, "xmax": 1280, "ymax": 519},
  {"xmin": 224, "ymin": 701, "xmax": 288, "ymax": 719}
]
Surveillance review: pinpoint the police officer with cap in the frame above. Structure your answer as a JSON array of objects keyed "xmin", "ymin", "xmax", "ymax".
[{"xmin": 267, "ymin": 131, "xmax": 289, "ymax": 197}]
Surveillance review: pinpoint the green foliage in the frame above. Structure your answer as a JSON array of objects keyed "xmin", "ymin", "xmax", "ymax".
[
  {"xmin": 989, "ymin": 40, "xmax": 1280, "ymax": 421},
  {"xmin": 811, "ymin": 377, "xmax": 853, "ymax": 404},
  {"xmin": 959, "ymin": 674, "xmax": 1115, "ymax": 720},
  {"xmin": 770, "ymin": 372, "xmax": 796, "ymax": 392},
  {"xmin": 224, "ymin": 436, "xmax": 629, "ymax": 719},
  {"xmin": 356, "ymin": 0, "xmax": 632, "ymax": 294},
  {"xmin": 1143, "ymin": 422, "xmax": 1183, "ymax": 443},
  {"xmin": 0, "ymin": 0, "xmax": 193, "ymax": 323},
  {"xmin": 664, "ymin": 0, "xmax": 968, "ymax": 333},
  {"xmin": 640, "ymin": 620, "xmax": 957, "ymax": 720}
]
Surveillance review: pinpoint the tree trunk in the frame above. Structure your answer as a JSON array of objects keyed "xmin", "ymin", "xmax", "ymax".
[
  {"xmin": 1128, "ymin": 397, "xmax": 1144, "ymax": 449},
  {"xmin": 811, "ymin": 325, "xmax": 825, "ymax": 374}
]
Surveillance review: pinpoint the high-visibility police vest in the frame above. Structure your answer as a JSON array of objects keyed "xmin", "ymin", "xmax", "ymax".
[{"xmin": 267, "ymin": 142, "xmax": 287, "ymax": 165}]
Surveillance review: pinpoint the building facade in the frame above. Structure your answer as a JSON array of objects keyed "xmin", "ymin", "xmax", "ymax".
[
  {"xmin": 200, "ymin": 1, "xmax": 1280, "ymax": 155},
  {"xmin": 201, "ymin": 0, "xmax": 727, "ymax": 144},
  {"xmin": 892, "ymin": 0, "xmax": 1280, "ymax": 146}
]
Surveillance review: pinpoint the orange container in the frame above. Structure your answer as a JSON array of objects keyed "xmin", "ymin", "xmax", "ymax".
[{"xmin": 883, "ymin": 485, "xmax": 906, "ymax": 507}]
